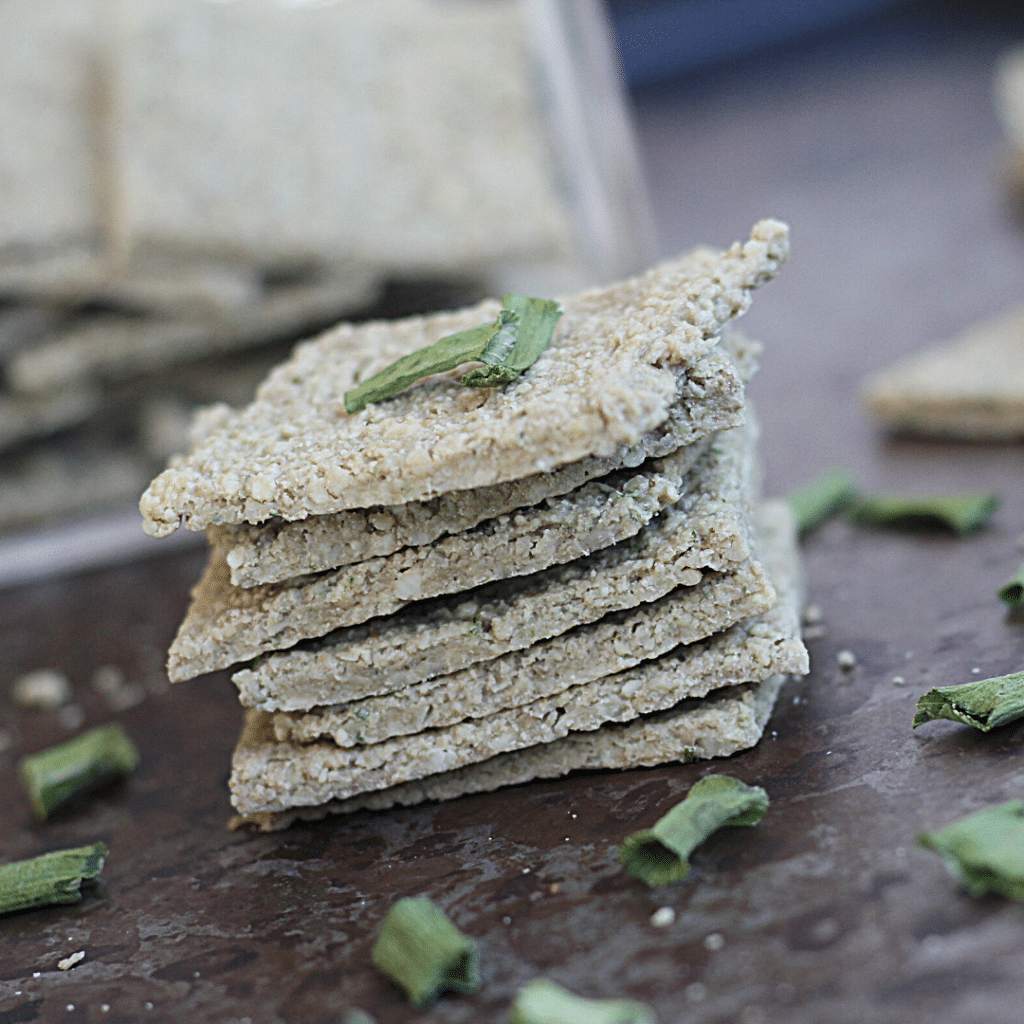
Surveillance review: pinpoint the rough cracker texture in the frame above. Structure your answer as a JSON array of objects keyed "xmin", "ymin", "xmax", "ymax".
[
  {"xmin": 181, "ymin": 412, "xmax": 758, "ymax": 684},
  {"xmin": 212, "ymin": 334, "xmax": 759, "ymax": 586},
  {"xmin": 9, "ymin": 270, "xmax": 379, "ymax": 395},
  {"xmin": 169, "ymin": 427, "xmax": 743, "ymax": 682},
  {"xmin": 862, "ymin": 306, "xmax": 1024, "ymax": 439},
  {"xmin": 274, "ymin": 552, "xmax": 774, "ymax": 749},
  {"xmin": 233, "ymin": 674, "xmax": 787, "ymax": 830},
  {"xmin": 140, "ymin": 221, "xmax": 788, "ymax": 536},
  {"xmin": 228, "ymin": 501, "xmax": 806, "ymax": 815},
  {"xmin": 232, "ymin": 418, "xmax": 757, "ymax": 709}
]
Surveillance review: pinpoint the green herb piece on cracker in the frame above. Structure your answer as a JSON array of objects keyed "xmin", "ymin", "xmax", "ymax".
[
  {"xmin": 344, "ymin": 294, "xmax": 561, "ymax": 412},
  {"xmin": 848, "ymin": 493, "xmax": 999, "ymax": 534},
  {"xmin": 511, "ymin": 979, "xmax": 655, "ymax": 1024},
  {"xmin": 620, "ymin": 775, "xmax": 769, "ymax": 887},
  {"xmin": 919, "ymin": 801, "xmax": 1024, "ymax": 900},
  {"xmin": 371, "ymin": 896, "xmax": 480, "ymax": 1007},
  {"xmin": 913, "ymin": 672, "xmax": 1024, "ymax": 731},
  {"xmin": 786, "ymin": 469, "xmax": 857, "ymax": 533},
  {"xmin": 20, "ymin": 723, "xmax": 139, "ymax": 820},
  {"xmin": 0, "ymin": 843, "xmax": 107, "ymax": 915}
]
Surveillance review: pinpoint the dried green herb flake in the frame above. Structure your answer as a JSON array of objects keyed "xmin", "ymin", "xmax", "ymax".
[
  {"xmin": 620, "ymin": 775, "xmax": 769, "ymax": 887},
  {"xmin": 0, "ymin": 842, "xmax": 107, "ymax": 915},
  {"xmin": 21, "ymin": 723, "xmax": 139, "ymax": 819},
  {"xmin": 919, "ymin": 801, "xmax": 1024, "ymax": 899},
  {"xmin": 371, "ymin": 896, "xmax": 480, "ymax": 1007},
  {"xmin": 344, "ymin": 294, "xmax": 561, "ymax": 412},
  {"xmin": 511, "ymin": 979, "xmax": 655, "ymax": 1024},
  {"xmin": 999, "ymin": 562, "xmax": 1024, "ymax": 609},
  {"xmin": 913, "ymin": 671, "xmax": 1024, "ymax": 731},
  {"xmin": 786, "ymin": 469, "xmax": 857, "ymax": 533},
  {"xmin": 848, "ymin": 493, "xmax": 999, "ymax": 535}
]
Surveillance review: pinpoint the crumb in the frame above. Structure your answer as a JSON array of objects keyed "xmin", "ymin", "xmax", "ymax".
[
  {"xmin": 837, "ymin": 650, "xmax": 856, "ymax": 670},
  {"xmin": 971, "ymin": 667, "xmax": 981, "ymax": 674},
  {"xmin": 57, "ymin": 951, "xmax": 84, "ymax": 971},
  {"xmin": 650, "ymin": 906, "xmax": 676, "ymax": 928},
  {"xmin": 703, "ymin": 932, "xmax": 725, "ymax": 951},
  {"xmin": 892, "ymin": 675, "xmax": 905, "ymax": 685},
  {"xmin": 12, "ymin": 669, "xmax": 71, "ymax": 710},
  {"xmin": 802, "ymin": 603, "xmax": 823, "ymax": 625}
]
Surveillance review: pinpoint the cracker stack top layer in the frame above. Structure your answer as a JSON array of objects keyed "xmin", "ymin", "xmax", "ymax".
[{"xmin": 139, "ymin": 220, "xmax": 788, "ymax": 536}]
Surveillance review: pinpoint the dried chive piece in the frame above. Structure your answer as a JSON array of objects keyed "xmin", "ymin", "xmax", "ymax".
[
  {"xmin": 620, "ymin": 775, "xmax": 769, "ymax": 888},
  {"xmin": 919, "ymin": 801, "xmax": 1024, "ymax": 900},
  {"xmin": 913, "ymin": 671, "xmax": 1024, "ymax": 732},
  {"xmin": 511, "ymin": 979, "xmax": 655, "ymax": 1024},
  {"xmin": 999, "ymin": 562, "xmax": 1024, "ymax": 609},
  {"xmin": 0, "ymin": 842, "xmax": 107, "ymax": 915},
  {"xmin": 848, "ymin": 493, "xmax": 999, "ymax": 535},
  {"xmin": 343, "ymin": 293, "xmax": 561, "ymax": 412},
  {"xmin": 20, "ymin": 723, "xmax": 140, "ymax": 820},
  {"xmin": 786, "ymin": 469, "xmax": 858, "ymax": 533},
  {"xmin": 371, "ymin": 896, "xmax": 480, "ymax": 1007}
]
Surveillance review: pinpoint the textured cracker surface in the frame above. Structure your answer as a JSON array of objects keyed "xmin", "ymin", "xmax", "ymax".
[
  {"xmin": 228, "ymin": 500, "xmax": 806, "ymax": 815},
  {"xmin": 214, "ymin": 414, "xmax": 758, "ymax": 694},
  {"xmin": 170, "ymin": 416, "xmax": 758, "ymax": 682},
  {"xmin": 273, "ymin": 551, "xmax": 775, "ymax": 748},
  {"xmin": 862, "ymin": 306, "xmax": 1024, "ymax": 439},
  {"xmin": 233, "ymin": 674, "xmax": 787, "ymax": 830},
  {"xmin": 212, "ymin": 336, "xmax": 758, "ymax": 586},
  {"xmin": 140, "ymin": 221, "xmax": 788, "ymax": 536}
]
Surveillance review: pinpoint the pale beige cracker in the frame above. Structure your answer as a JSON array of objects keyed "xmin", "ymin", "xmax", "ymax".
[
  {"xmin": 212, "ymin": 333, "xmax": 759, "ymax": 586},
  {"xmin": 175, "ymin": 412, "xmax": 758, "ymax": 683},
  {"xmin": 140, "ymin": 220, "xmax": 788, "ymax": 537},
  {"xmin": 232, "ymin": 418, "xmax": 758, "ymax": 709},
  {"xmin": 228, "ymin": 501, "xmax": 806, "ymax": 815},
  {"xmin": 9, "ymin": 269, "xmax": 379, "ymax": 396},
  {"xmin": 273, "ymin": 546, "xmax": 775, "ymax": 749},
  {"xmin": 233, "ymin": 673, "xmax": 788, "ymax": 831},
  {"xmin": 862, "ymin": 306, "xmax": 1024, "ymax": 440}
]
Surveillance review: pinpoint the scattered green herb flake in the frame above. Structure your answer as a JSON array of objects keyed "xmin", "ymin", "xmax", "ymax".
[
  {"xmin": 786, "ymin": 469, "xmax": 857, "ymax": 534},
  {"xmin": 919, "ymin": 801, "xmax": 1024, "ymax": 900},
  {"xmin": 848, "ymin": 493, "xmax": 999, "ymax": 535},
  {"xmin": 999, "ymin": 562, "xmax": 1024, "ymax": 609},
  {"xmin": 619, "ymin": 775, "xmax": 769, "ymax": 888},
  {"xmin": 913, "ymin": 671, "xmax": 1024, "ymax": 732},
  {"xmin": 0, "ymin": 842, "xmax": 107, "ymax": 915},
  {"xmin": 511, "ymin": 979, "xmax": 655, "ymax": 1024},
  {"xmin": 20, "ymin": 723, "xmax": 139, "ymax": 820},
  {"xmin": 371, "ymin": 896, "xmax": 480, "ymax": 1008},
  {"xmin": 343, "ymin": 294, "xmax": 561, "ymax": 412}
]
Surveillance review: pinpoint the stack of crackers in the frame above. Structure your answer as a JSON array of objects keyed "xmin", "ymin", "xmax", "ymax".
[{"xmin": 140, "ymin": 220, "xmax": 809, "ymax": 829}]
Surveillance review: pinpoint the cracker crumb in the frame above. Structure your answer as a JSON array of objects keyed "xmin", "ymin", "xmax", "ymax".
[
  {"xmin": 57, "ymin": 951, "xmax": 84, "ymax": 971},
  {"xmin": 12, "ymin": 669, "xmax": 71, "ymax": 710},
  {"xmin": 703, "ymin": 932, "xmax": 725, "ymax": 951},
  {"xmin": 802, "ymin": 603, "xmax": 823, "ymax": 624},
  {"xmin": 650, "ymin": 906, "xmax": 676, "ymax": 928},
  {"xmin": 892, "ymin": 675, "xmax": 905, "ymax": 685},
  {"xmin": 837, "ymin": 650, "xmax": 857, "ymax": 670}
]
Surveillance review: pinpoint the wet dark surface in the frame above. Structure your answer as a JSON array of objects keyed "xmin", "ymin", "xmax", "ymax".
[{"xmin": 3, "ymin": 8, "xmax": 1024, "ymax": 1024}]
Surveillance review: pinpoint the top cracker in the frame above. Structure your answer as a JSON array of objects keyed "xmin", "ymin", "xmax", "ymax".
[{"xmin": 140, "ymin": 220, "xmax": 788, "ymax": 537}]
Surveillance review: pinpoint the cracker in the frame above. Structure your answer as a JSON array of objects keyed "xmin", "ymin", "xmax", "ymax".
[
  {"xmin": 139, "ymin": 221, "xmax": 788, "ymax": 537},
  {"xmin": 862, "ymin": 306, "xmax": 1024, "ymax": 440},
  {"xmin": 172, "ymin": 413, "xmax": 759, "ymax": 683},
  {"xmin": 274, "ymin": 555, "xmax": 774, "ymax": 748},
  {"xmin": 228, "ymin": 501, "xmax": 805, "ymax": 815},
  {"xmin": 233, "ymin": 674, "xmax": 788, "ymax": 831},
  {"xmin": 212, "ymin": 337, "xmax": 755, "ymax": 586}
]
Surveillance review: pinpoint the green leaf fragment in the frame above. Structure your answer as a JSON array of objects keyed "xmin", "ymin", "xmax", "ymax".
[
  {"xmin": 919, "ymin": 800, "xmax": 1024, "ymax": 900},
  {"xmin": 21, "ymin": 723, "xmax": 140, "ymax": 820},
  {"xmin": 913, "ymin": 671, "xmax": 1024, "ymax": 731},
  {"xmin": 786, "ymin": 469, "xmax": 858, "ymax": 533},
  {"xmin": 371, "ymin": 895, "xmax": 480, "ymax": 1007},
  {"xmin": 0, "ymin": 842, "xmax": 107, "ymax": 915},
  {"xmin": 999, "ymin": 562, "xmax": 1024, "ymax": 609},
  {"xmin": 343, "ymin": 293, "xmax": 562, "ymax": 412},
  {"xmin": 848, "ymin": 493, "xmax": 999, "ymax": 535},
  {"xmin": 619, "ymin": 775, "xmax": 769, "ymax": 888},
  {"xmin": 511, "ymin": 979, "xmax": 655, "ymax": 1024}
]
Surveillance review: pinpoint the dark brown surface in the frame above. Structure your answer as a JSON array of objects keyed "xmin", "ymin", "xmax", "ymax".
[{"xmin": 4, "ymin": 9, "xmax": 1024, "ymax": 1024}]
